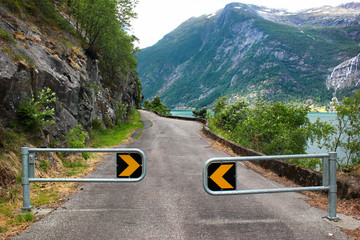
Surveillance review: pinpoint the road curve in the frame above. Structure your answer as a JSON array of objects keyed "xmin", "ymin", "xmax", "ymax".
[{"xmin": 14, "ymin": 110, "xmax": 349, "ymax": 239}]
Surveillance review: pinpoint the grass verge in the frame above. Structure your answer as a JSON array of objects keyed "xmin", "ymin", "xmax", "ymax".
[
  {"xmin": 0, "ymin": 109, "xmax": 144, "ymax": 239},
  {"xmin": 91, "ymin": 108, "xmax": 143, "ymax": 147}
]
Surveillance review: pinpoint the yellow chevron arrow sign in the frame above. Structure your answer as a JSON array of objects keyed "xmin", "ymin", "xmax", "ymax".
[
  {"xmin": 117, "ymin": 154, "xmax": 141, "ymax": 178},
  {"xmin": 208, "ymin": 163, "xmax": 236, "ymax": 190}
]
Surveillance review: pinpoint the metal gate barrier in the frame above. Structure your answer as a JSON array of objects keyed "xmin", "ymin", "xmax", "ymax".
[
  {"xmin": 21, "ymin": 147, "xmax": 146, "ymax": 211},
  {"xmin": 203, "ymin": 153, "xmax": 339, "ymax": 220}
]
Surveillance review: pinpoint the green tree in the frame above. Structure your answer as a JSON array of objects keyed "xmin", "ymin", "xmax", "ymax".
[
  {"xmin": 69, "ymin": 0, "xmax": 138, "ymax": 79},
  {"xmin": 338, "ymin": 92, "xmax": 360, "ymax": 167},
  {"xmin": 234, "ymin": 100, "xmax": 310, "ymax": 155},
  {"xmin": 192, "ymin": 108, "xmax": 207, "ymax": 118},
  {"xmin": 210, "ymin": 98, "xmax": 311, "ymax": 156},
  {"xmin": 144, "ymin": 96, "xmax": 171, "ymax": 115},
  {"xmin": 312, "ymin": 91, "xmax": 360, "ymax": 168}
]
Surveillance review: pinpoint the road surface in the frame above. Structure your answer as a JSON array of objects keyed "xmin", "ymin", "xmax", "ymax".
[{"xmin": 15, "ymin": 110, "xmax": 349, "ymax": 239}]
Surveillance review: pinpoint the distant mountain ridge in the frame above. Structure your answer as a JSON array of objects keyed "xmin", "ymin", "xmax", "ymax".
[
  {"xmin": 253, "ymin": 2, "xmax": 360, "ymax": 28},
  {"xmin": 137, "ymin": 2, "xmax": 360, "ymax": 109}
]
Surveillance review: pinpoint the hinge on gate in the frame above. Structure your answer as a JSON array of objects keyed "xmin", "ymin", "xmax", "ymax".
[{"xmin": 29, "ymin": 153, "xmax": 35, "ymax": 164}]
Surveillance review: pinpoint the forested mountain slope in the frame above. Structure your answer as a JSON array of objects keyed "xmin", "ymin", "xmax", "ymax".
[{"xmin": 137, "ymin": 2, "xmax": 360, "ymax": 109}]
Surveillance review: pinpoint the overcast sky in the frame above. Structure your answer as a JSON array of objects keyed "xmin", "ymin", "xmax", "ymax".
[{"xmin": 131, "ymin": 0, "xmax": 358, "ymax": 48}]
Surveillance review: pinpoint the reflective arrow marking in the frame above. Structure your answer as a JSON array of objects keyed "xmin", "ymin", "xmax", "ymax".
[
  {"xmin": 118, "ymin": 155, "xmax": 140, "ymax": 177},
  {"xmin": 209, "ymin": 164, "xmax": 234, "ymax": 189}
]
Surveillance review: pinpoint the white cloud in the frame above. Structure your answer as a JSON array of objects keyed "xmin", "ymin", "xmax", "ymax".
[{"xmin": 131, "ymin": 0, "xmax": 357, "ymax": 48}]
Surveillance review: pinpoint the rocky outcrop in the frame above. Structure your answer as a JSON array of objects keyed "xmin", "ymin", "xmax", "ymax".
[{"xmin": 0, "ymin": 6, "xmax": 142, "ymax": 146}]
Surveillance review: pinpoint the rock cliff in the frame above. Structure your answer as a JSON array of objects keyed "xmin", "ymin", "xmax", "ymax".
[
  {"xmin": 327, "ymin": 53, "xmax": 360, "ymax": 101},
  {"xmin": 0, "ymin": 6, "xmax": 142, "ymax": 146}
]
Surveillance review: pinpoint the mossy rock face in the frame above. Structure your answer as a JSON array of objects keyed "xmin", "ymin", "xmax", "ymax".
[{"xmin": 0, "ymin": 4, "xmax": 141, "ymax": 140}]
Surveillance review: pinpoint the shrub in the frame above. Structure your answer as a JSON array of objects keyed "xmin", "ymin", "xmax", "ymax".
[
  {"xmin": 192, "ymin": 108, "xmax": 207, "ymax": 118},
  {"xmin": 116, "ymin": 102, "xmax": 128, "ymax": 124},
  {"xmin": 211, "ymin": 98, "xmax": 311, "ymax": 155},
  {"xmin": 312, "ymin": 91, "xmax": 360, "ymax": 168},
  {"xmin": 144, "ymin": 96, "xmax": 171, "ymax": 115},
  {"xmin": 66, "ymin": 125, "xmax": 88, "ymax": 149},
  {"xmin": 66, "ymin": 125, "xmax": 90, "ymax": 159},
  {"xmin": 16, "ymin": 88, "xmax": 56, "ymax": 131},
  {"xmin": 39, "ymin": 159, "xmax": 49, "ymax": 171},
  {"xmin": 91, "ymin": 119, "xmax": 104, "ymax": 131},
  {"xmin": 2, "ymin": 0, "xmax": 21, "ymax": 13}
]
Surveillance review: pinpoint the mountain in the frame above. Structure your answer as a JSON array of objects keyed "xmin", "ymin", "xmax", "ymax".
[{"xmin": 137, "ymin": 2, "xmax": 360, "ymax": 109}]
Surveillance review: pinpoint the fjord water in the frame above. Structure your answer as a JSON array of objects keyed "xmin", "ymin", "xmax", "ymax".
[
  {"xmin": 307, "ymin": 112, "xmax": 345, "ymax": 159},
  {"xmin": 171, "ymin": 110, "xmax": 344, "ymax": 159},
  {"xmin": 171, "ymin": 110, "xmax": 195, "ymax": 118}
]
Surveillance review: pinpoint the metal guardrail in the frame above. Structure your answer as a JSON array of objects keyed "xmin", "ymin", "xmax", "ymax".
[
  {"xmin": 203, "ymin": 153, "xmax": 339, "ymax": 220},
  {"xmin": 21, "ymin": 147, "xmax": 146, "ymax": 211}
]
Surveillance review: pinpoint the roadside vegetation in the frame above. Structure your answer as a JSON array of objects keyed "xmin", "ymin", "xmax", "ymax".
[
  {"xmin": 208, "ymin": 91, "xmax": 360, "ymax": 171},
  {"xmin": 0, "ymin": 0, "xmax": 140, "ymax": 89},
  {"xmin": 144, "ymin": 96, "xmax": 171, "ymax": 116},
  {"xmin": 91, "ymin": 108, "xmax": 143, "ymax": 147},
  {"xmin": 0, "ymin": 107, "xmax": 143, "ymax": 238},
  {"xmin": 0, "ymin": 0, "xmax": 141, "ymax": 237},
  {"xmin": 192, "ymin": 108, "xmax": 207, "ymax": 118}
]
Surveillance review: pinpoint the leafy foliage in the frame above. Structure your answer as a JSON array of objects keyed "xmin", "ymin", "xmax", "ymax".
[
  {"xmin": 66, "ymin": 124, "xmax": 88, "ymax": 149},
  {"xmin": 16, "ymin": 88, "xmax": 56, "ymax": 131},
  {"xmin": 210, "ymin": 98, "xmax": 312, "ymax": 155},
  {"xmin": 312, "ymin": 91, "xmax": 360, "ymax": 168},
  {"xmin": 115, "ymin": 102, "xmax": 128, "ymax": 124},
  {"xmin": 3, "ymin": 0, "xmax": 140, "ymax": 91},
  {"xmin": 2, "ymin": 0, "xmax": 75, "ymax": 32},
  {"xmin": 68, "ymin": 0, "xmax": 138, "ymax": 79},
  {"xmin": 144, "ymin": 96, "xmax": 171, "ymax": 116},
  {"xmin": 39, "ymin": 159, "xmax": 49, "ymax": 171},
  {"xmin": 66, "ymin": 124, "xmax": 90, "ymax": 159},
  {"xmin": 192, "ymin": 108, "xmax": 207, "ymax": 118}
]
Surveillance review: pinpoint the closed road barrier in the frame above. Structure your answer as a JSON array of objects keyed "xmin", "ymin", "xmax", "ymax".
[
  {"xmin": 21, "ymin": 147, "xmax": 146, "ymax": 211},
  {"xmin": 203, "ymin": 153, "xmax": 339, "ymax": 220}
]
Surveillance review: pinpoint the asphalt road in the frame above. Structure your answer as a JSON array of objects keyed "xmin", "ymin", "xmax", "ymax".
[{"xmin": 14, "ymin": 110, "xmax": 350, "ymax": 239}]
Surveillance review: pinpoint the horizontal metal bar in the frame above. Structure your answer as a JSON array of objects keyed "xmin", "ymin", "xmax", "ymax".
[
  {"xmin": 26, "ymin": 148, "xmax": 146, "ymax": 183},
  {"xmin": 28, "ymin": 148, "xmax": 141, "ymax": 153},
  {"xmin": 205, "ymin": 153, "xmax": 330, "ymax": 165},
  {"xmin": 205, "ymin": 186, "xmax": 330, "ymax": 196},
  {"xmin": 29, "ymin": 177, "xmax": 144, "ymax": 183}
]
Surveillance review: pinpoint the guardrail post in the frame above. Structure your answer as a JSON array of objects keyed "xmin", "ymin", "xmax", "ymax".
[
  {"xmin": 21, "ymin": 147, "xmax": 33, "ymax": 211},
  {"xmin": 327, "ymin": 152, "xmax": 339, "ymax": 220}
]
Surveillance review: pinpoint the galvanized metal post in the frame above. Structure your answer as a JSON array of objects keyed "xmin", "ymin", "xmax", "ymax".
[
  {"xmin": 322, "ymin": 156, "xmax": 329, "ymax": 186},
  {"xmin": 21, "ymin": 147, "xmax": 33, "ymax": 211},
  {"xmin": 327, "ymin": 152, "xmax": 339, "ymax": 220}
]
